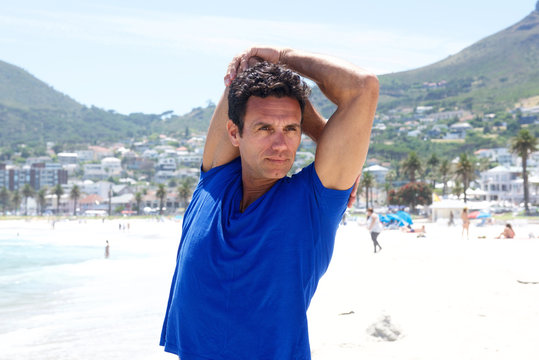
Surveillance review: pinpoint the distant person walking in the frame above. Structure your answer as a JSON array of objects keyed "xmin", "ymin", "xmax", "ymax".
[
  {"xmin": 105, "ymin": 240, "xmax": 110, "ymax": 259},
  {"xmin": 448, "ymin": 211, "xmax": 455, "ymax": 226},
  {"xmin": 461, "ymin": 207, "xmax": 470, "ymax": 239},
  {"xmin": 366, "ymin": 208, "xmax": 383, "ymax": 253}
]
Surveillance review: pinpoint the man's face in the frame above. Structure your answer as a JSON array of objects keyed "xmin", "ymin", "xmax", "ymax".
[{"xmin": 228, "ymin": 96, "xmax": 302, "ymax": 182}]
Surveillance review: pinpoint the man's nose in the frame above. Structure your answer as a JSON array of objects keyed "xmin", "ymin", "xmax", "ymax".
[{"xmin": 271, "ymin": 131, "xmax": 287, "ymax": 150}]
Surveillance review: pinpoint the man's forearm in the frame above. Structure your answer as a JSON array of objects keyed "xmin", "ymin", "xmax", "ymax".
[
  {"xmin": 201, "ymin": 87, "xmax": 239, "ymax": 171},
  {"xmin": 279, "ymin": 48, "xmax": 370, "ymax": 107}
]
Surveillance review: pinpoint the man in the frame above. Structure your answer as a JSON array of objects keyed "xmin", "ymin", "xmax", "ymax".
[
  {"xmin": 366, "ymin": 208, "xmax": 383, "ymax": 253},
  {"xmin": 160, "ymin": 46, "xmax": 378, "ymax": 359}
]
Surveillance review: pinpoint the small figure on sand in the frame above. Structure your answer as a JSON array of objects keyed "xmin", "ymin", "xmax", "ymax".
[
  {"xmin": 402, "ymin": 224, "xmax": 426, "ymax": 234},
  {"xmin": 448, "ymin": 211, "xmax": 455, "ymax": 226},
  {"xmin": 341, "ymin": 213, "xmax": 347, "ymax": 226},
  {"xmin": 366, "ymin": 208, "xmax": 383, "ymax": 253},
  {"xmin": 461, "ymin": 207, "xmax": 470, "ymax": 239},
  {"xmin": 496, "ymin": 224, "xmax": 515, "ymax": 239},
  {"xmin": 105, "ymin": 240, "xmax": 110, "ymax": 259}
]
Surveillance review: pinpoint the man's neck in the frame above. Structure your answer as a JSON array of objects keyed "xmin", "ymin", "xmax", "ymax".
[{"xmin": 240, "ymin": 176, "xmax": 279, "ymax": 212}]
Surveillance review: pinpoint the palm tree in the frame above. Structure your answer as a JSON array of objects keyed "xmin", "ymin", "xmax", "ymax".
[
  {"xmin": 401, "ymin": 152, "xmax": 422, "ymax": 183},
  {"xmin": 511, "ymin": 129, "xmax": 538, "ymax": 215},
  {"xmin": 70, "ymin": 184, "xmax": 81, "ymax": 216},
  {"xmin": 359, "ymin": 171, "xmax": 375, "ymax": 210},
  {"xmin": 178, "ymin": 177, "xmax": 196, "ymax": 210},
  {"xmin": 0, "ymin": 187, "xmax": 10, "ymax": 214},
  {"xmin": 439, "ymin": 159, "xmax": 451, "ymax": 197},
  {"xmin": 36, "ymin": 188, "xmax": 47, "ymax": 215},
  {"xmin": 454, "ymin": 153, "xmax": 475, "ymax": 203},
  {"xmin": 135, "ymin": 192, "xmax": 143, "ymax": 215},
  {"xmin": 384, "ymin": 170, "xmax": 396, "ymax": 205},
  {"xmin": 426, "ymin": 153, "xmax": 440, "ymax": 189},
  {"xmin": 452, "ymin": 180, "xmax": 464, "ymax": 200},
  {"xmin": 156, "ymin": 184, "xmax": 167, "ymax": 215},
  {"xmin": 108, "ymin": 185, "xmax": 112, "ymax": 216},
  {"xmin": 21, "ymin": 184, "xmax": 35, "ymax": 216},
  {"xmin": 52, "ymin": 184, "xmax": 64, "ymax": 215},
  {"xmin": 11, "ymin": 190, "xmax": 21, "ymax": 214}
]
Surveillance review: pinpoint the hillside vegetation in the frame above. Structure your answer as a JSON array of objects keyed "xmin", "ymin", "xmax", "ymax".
[{"xmin": 377, "ymin": 10, "xmax": 539, "ymax": 112}]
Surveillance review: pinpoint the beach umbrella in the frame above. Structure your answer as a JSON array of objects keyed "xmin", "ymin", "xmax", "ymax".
[
  {"xmin": 386, "ymin": 213, "xmax": 405, "ymax": 226},
  {"xmin": 395, "ymin": 211, "xmax": 413, "ymax": 225},
  {"xmin": 379, "ymin": 214, "xmax": 390, "ymax": 224},
  {"xmin": 476, "ymin": 211, "xmax": 491, "ymax": 219}
]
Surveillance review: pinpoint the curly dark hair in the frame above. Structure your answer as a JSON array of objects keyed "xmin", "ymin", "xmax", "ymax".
[{"xmin": 228, "ymin": 61, "xmax": 311, "ymax": 134}]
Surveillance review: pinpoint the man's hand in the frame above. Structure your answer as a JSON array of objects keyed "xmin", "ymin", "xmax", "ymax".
[
  {"xmin": 224, "ymin": 46, "xmax": 286, "ymax": 86},
  {"xmin": 347, "ymin": 175, "xmax": 360, "ymax": 208}
]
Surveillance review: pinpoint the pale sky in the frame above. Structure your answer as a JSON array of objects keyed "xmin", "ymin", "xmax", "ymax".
[{"xmin": 1, "ymin": 1, "xmax": 536, "ymax": 115}]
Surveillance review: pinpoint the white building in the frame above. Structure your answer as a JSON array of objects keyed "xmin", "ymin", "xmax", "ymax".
[
  {"xmin": 157, "ymin": 157, "xmax": 177, "ymax": 172},
  {"xmin": 474, "ymin": 148, "xmax": 515, "ymax": 166},
  {"xmin": 364, "ymin": 164, "xmax": 390, "ymax": 184},
  {"xmin": 62, "ymin": 163, "xmax": 79, "ymax": 175},
  {"xmin": 178, "ymin": 153, "xmax": 203, "ymax": 167},
  {"xmin": 101, "ymin": 157, "xmax": 122, "ymax": 176},
  {"xmin": 76, "ymin": 150, "xmax": 95, "ymax": 162},
  {"xmin": 480, "ymin": 166, "xmax": 523, "ymax": 203},
  {"xmin": 82, "ymin": 180, "xmax": 115, "ymax": 199},
  {"xmin": 57, "ymin": 152, "xmax": 79, "ymax": 165},
  {"xmin": 83, "ymin": 164, "xmax": 107, "ymax": 180},
  {"xmin": 142, "ymin": 149, "xmax": 159, "ymax": 159}
]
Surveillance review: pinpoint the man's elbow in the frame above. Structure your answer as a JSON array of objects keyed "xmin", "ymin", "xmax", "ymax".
[
  {"xmin": 359, "ymin": 72, "xmax": 379, "ymax": 97},
  {"xmin": 345, "ymin": 72, "xmax": 379, "ymax": 102}
]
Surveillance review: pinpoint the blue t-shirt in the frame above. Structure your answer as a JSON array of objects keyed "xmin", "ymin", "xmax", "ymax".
[{"xmin": 160, "ymin": 157, "xmax": 351, "ymax": 360}]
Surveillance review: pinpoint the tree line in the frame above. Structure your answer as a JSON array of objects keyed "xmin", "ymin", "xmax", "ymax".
[
  {"xmin": 359, "ymin": 129, "xmax": 537, "ymax": 214},
  {"xmin": 0, "ymin": 176, "xmax": 198, "ymax": 217}
]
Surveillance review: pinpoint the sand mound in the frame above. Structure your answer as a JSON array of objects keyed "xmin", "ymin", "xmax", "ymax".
[{"xmin": 366, "ymin": 315, "xmax": 403, "ymax": 342}]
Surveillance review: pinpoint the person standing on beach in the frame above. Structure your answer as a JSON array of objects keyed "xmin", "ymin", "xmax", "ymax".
[
  {"xmin": 448, "ymin": 211, "xmax": 455, "ymax": 226},
  {"xmin": 461, "ymin": 207, "xmax": 470, "ymax": 239},
  {"xmin": 160, "ymin": 46, "xmax": 378, "ymax": 359},
  {"xmin": 366, "ymin": 208, "xmax": 383, "ymax": 253}
]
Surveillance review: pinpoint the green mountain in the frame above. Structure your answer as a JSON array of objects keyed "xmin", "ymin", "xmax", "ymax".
[
  {"xmin": 376, "ymin": 8, "xmax": 539, "ymax": 113},
  {"xmin": 0, "ymin": 60, "xmax": 212, "ymax": 149},
  {"xmin": 0, "ymin": 59, "xmax": 155, "ymax": 148},
  {"xmin": 0, "ymin": 60, "xmax": 82, "ymax": 112}
]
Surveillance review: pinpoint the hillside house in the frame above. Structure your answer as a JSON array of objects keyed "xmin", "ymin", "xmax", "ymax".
[
  {"xmin": 101, "ymin": 157, "xmax": 122, "ymax": 176},
  {"xmin": 444, "ymin": 122, "xmax": 472, "ymax": 140},
  {"xmin": 480, "ymin": 166, "xmax": 523, "ymax": 203},
  {"xmin": 474, "ymin": 148, "xmax": 515, "ymax": 166},
  {"xmin": 83, "ymin": 164, "xmax": 107, "ymax": 180},
  {"xmin": 57, "ymin": 152, "xmax": 78, "ymax": 165},
  {"xmin": 364, "ymin": 164, "xmax": 390, "ymax": 184}
]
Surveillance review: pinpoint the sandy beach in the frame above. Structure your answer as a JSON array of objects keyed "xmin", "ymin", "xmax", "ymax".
[{"xmin": 1, "ymin": 217, "xmax": 538, "ymax": 359}]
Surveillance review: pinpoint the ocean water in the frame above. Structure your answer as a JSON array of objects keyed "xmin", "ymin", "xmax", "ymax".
[{"xmin": 0, "ymin": 219, "xmax": 180, "ymax": 360}]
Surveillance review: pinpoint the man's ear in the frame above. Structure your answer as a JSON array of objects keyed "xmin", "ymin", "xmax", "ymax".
[{"xmin": 226, "ymin": 120, "xmax": 240, "ymax": 147}]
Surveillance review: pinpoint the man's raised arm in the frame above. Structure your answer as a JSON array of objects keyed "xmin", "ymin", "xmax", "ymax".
[
  {"xmin": 201, "ymin": 88, "xmax": 239, "ymax": 172},
  {"xmin": 226, "ymin": 46, "xmax": 379, "ymax": 191}
]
